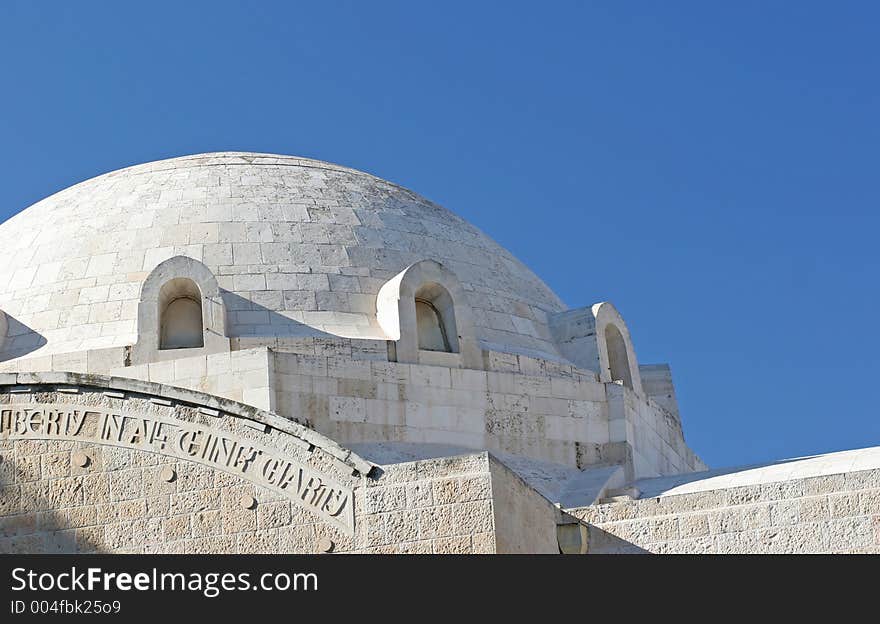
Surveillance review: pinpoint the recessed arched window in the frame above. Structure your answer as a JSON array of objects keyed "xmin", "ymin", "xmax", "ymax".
[
  {"xmin": 605, "ymin": 324, "xmax": 633, "ymax": 389},
  {"xmin": 159, "ymin": 278, "xmax": 204, "ymax": 349},
  {"xmin": 414, "ymin": 283, "xmax": 457, "ymax": 353},
  {"xmin": 416, "ymin": 298, "xmax": 450, "ymax": 352}
]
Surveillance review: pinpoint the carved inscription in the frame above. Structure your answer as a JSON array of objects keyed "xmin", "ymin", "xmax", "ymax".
[{"xmin": 0, "ymin": 404, "xmax": 355, "ymax": 535}]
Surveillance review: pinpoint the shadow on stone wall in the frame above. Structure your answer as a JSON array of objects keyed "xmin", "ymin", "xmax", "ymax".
[
  {"xmin": 222, "ymin": 291, "xmax": 341, "ymax": 338},
  {"xmin": 587, "ymin": 525, "xmax": 649, "ymax": 554},
  {"xmin": 0, "ymin": 444, "xmax": 103, "ymax": 554},
  {"xmin": 0, "ymin": 316, "xmax": 48, "ymax": 363}
]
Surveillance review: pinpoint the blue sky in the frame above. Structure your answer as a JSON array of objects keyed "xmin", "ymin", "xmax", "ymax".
[{"xmin": 1, "ymin": 1, "xmax": 877, "ymax": 468}]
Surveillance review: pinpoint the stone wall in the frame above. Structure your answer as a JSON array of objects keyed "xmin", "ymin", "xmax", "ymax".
[
  {"xmin": 0, "ymin": 439, "xmax": 352, "ymax": 554},
  {"xmin": 0, "ymin": 377, "xmax": 509, "ymax": 554},
  {"xmin": 358, "ymin": 453, "xmax": 497, "ymax": 554},
  {"xmin": 274, "ymin": 350, "xmax": 703, "ymax": 479},
  {"xmin": 2, "ymin": 341, "xmax": 704, "ymax": 481},
  {"xmin": 0, "ymin": 440, "xmax": 499, "ymax": 554},
  {"xmin": 609, "ymin": 384, "xmax": 702, "ymax": 480},
  {"xmin": 571, "ymin": 469, "xmax": 880, "ymax": 554},
  {"xmin": 119, "ymin": 349, "xmax": 276, "ymax": 411},
  {"xmin": 488, "ymin": 458, "xmax": 559, "ymax": 554}
]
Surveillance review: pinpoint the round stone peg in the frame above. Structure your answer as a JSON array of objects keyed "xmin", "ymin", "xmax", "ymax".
[
  {"xmin": 160, "ymin": 466, "xmax": 177, "ymax": 482},
  {"xmin": 240, "ymin": 495, "xmax": 257, "ymax": 510},
  {"xmin": 317, "ymin": 536, "xmax": 334, "ymax": 553},
  {"xmin": 72, "ymin": 451, "xmax": 90, "ymax": 468}
]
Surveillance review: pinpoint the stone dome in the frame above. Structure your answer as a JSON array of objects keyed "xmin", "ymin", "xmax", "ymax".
[{"xmin": 0, "ymin": 152, "xmax": 567, "ymax": 361}]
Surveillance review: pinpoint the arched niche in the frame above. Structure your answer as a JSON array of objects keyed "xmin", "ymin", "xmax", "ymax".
[
  {"xmin": 548, "ymin": 301, "xmax": 643, "ymax": 394},
  {"xmin": 131, "ymin": 256, "xmax": 229, "ymax": 364},
  {"xmin": 159, "ymin": 278, "xmax": 205, "ymax": 349},
  {"xmin": 592, "ymin": 302, "xmax": 643, "ymax": 394},
  {"xmin": 415, "ymin": 283, "xmax": 457, "ymax": 353},
  {"xmin": 376, "ymin": 259, "xmax": 481, "ymax": 368},
  {"xmin": 604, "ymin": 323, "xmax": 633, "ymax": 389}
]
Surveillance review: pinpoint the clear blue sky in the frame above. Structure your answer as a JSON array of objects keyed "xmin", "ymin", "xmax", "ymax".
[{"xmin": 1, "ymin": 2, "xmax": 877, "ymax": 468}]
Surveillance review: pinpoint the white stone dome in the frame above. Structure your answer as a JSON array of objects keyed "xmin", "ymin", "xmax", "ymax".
[{"xmin": 0, "ymin": 152, "xmax": 567, "ymax": 361}]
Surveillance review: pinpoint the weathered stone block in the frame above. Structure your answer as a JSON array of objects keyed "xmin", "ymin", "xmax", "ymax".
[
  {"xmin": 384, "ymin": 510, "xmax": 420, "ymax": 543},
  {"xmin": 418, "ymin": 505, "xmax": 455, "ymax": 540},
  {"xmin": 452, "ymin": 500, "xmax": 494, "ymax": 535},
  {"xmin": 48, "ymin": 477, "xmax": 84, "ymax": 508},
  {"xmin": 237, "ymin": 529, "xmax": 279, "ymax": 554},
  {"xmin": 769, "ymin": 499, "xmax": 800, "ymax": 527},
  {"xmin": 649, "ymin": 517, "xmax": 679, "ymax": 542},
  {"xmin": 740, "ymin": 504, "xmax": 772, "ymax": 531},
  {"xmin": 828, "ymin": 492, "xmax": 860, "ymax": 518},
  {"xmin": 707, "ymin": 509, "xmax": 743, "ymax": 535},
  {"xmin": 0, "ymin": 485, "xmax": 20, "ymax": 515},
  {"xmin": 192, "ymin": 510, "xmax": 222, "ymax": 537},
  {"xmin": 163, "ymin": 515, "xmax": 191, "ymax": 541},
  {"xmin": 109, "ymin": 469, "xmax": 143, "ymax": 502},
  {"xmin": 41, "ymin": 452, "xmax": 70, "ymax": 480},
  {"xmin": 432, "ymin": 536, "xmax": 471, "ymax": 554},
  {"xmin": 257, "ymin": 501, "xmax": 292, "ymax": 530},
  {"xmin": 365, "ymin": 485, "xmax": 406, "ymax": 514},
  {"xmin": 405, "ymin": 482, "xmax": 434, "ymax": 509},
  {"xmin": 678, "ymin": 513, "xmax": 710, "ymax": 539}
]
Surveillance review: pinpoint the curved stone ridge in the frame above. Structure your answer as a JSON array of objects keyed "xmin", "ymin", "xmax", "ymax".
[
  {"xmin": 0, "ymin": 152, "xmax": 566, "ymax": 361},
  {"xmin": 0, "ymin": 372, "xmax": 376, "ymax": 535},
  {"xmin": 0, "ymin": 371, "xmax": 372, "ymax": 476}
]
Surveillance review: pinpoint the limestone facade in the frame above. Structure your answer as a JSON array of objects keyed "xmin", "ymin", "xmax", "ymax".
[
  {"xmin": 0, "ymin": 152, "xmax": 873, "ymax": 553},
  {"xmin": 0, "ymin": 377, "xmax": 564, "ymax": 554},
  {"xmin": 573, "ymin": 461, "xmax": 880, "ymax": 554}
]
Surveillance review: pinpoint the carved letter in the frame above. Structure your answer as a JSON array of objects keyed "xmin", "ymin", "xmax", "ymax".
[
  {"xmin": 45, "ymin": 411, "xmax": 61, "ymax": 435},
  {"xmin": 322, "ymin": 490, "xmax": 349, "ymax": 517},
  {"xmin": 100, "ymin": 412, "xmax": 124, "ymax": 442},
  {"xmin": 26, "ymin": 410, "xmax": 43, "ymax": 434},
  {"xmin": 0, "ymin": 409, "xmax": 12, "ymax": 434},
  {"xmin": 68, "ymin": 411, "xmax": 88, "ymax": 437}
]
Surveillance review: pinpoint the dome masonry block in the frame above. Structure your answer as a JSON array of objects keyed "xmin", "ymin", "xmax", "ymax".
[{"xmin": 0, "ymin": 152, "xmax": 564, "ymax": 363}]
